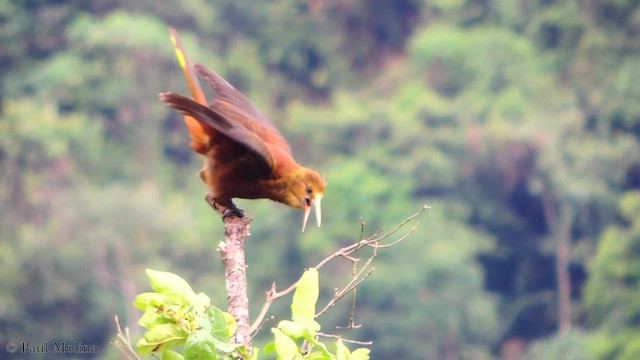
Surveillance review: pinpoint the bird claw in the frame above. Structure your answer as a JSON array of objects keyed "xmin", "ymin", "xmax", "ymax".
[
  {"xmin": 204, "ymin": 193, "xmax": 244, "ymax": 219},
  {"xmin": 221, "ymin": 206, "xmax": 245, "ymax": 219}
]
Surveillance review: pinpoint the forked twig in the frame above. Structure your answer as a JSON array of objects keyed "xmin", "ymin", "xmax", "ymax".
[
  {"xmin": 249, "ymin": 205, "xmax": 429, "ymax": 335},
  {"xmin": 316, "ymin": 332, "xmax": 374, "ymax": 345},
  {"xmin": 111, "ymin": 315, "xmax": 141, "ymax": 360}
]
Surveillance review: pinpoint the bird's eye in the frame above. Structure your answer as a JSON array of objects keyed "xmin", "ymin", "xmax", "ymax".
[{"xmin": 305, "ymin": 186, "xmax": 312, "ymax": 195}]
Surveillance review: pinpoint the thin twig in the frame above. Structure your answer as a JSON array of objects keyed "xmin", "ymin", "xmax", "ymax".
[
  {"xmin": 316, "ymin": 268, "xmax": 375, "ymax": 317},
  {"xmin": 316, "ymin": 332, "xmax": 373, "ymax": 346},
  {"xmin": 345, "ymin": 239, "xmax": 362, "ymax": 329},
  {"xmin": 249, "ymin": 204, "xmax": 429, "ymax": 335},
  {"xmin": 319, "ymin": 244, "xmax": 377, "ymax": 319},
  {"xmin": 375, "ymin": 222, "xmax": 420, "ymax": 248},
  {"xmin": 367, "ymin": 204, "xmax": 429, "ymax": 243},
  {"xmin": 111, "ymin": 315, "xmax": 141, "ymax": 360}
]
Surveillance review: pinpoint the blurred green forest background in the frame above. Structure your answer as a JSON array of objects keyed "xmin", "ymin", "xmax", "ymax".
[{"xmin": 2, "ymin": 0, "xmax": 640, "ymax": 359}]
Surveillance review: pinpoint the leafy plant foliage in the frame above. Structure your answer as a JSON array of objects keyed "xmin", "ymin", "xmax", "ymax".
[{"xmin": 134, "ymin": 269, "xmax": 369, "ymax": 360}]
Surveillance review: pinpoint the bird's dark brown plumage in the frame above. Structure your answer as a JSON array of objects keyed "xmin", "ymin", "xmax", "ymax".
[{"xmin": 162, "ymin": 28, "xmax": 325, "ymax": 231}]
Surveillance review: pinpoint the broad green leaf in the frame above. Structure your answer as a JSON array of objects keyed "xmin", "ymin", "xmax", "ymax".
[
  {"xmin": 306, "ymin": 336, "xmax": 331, "ymax": 357},
  {"xmin": 263, "ymin": 341, "xmax": 276, "ymax": 355},
  {"xmin": 291, "ymin": 269, "xmax": 321, "ymax": 334},
  {"xmin": 303, "ymin": 318, "xmax": 321, "ymax": 336},
  {"xmin": 211, "ymin": 337, "xmax": 242, "ymax": 353},
  {"xmin": 136, "ymin": 323, "xmax": 188, "ymax": 353},
  {"xmin": 250, "ymin": 347, "xmax": 260, "ymax": 360},
  {"xmin": 272, "ymin": 328, "xmax": 302, "ymax": 360},
  {"xmin": 349, "ymin": 348, "xmax": 370, "ymax": 360},
  {"xmin": 138, "ymin": 306, "xmax": 167, "ymax": 328},
  {"xmin": 304, "ymin": 351, "xmax": 333, "ymax": 360},
  {"xmin": 134, "ymin": 292, "xmax": 185, "ymax": 310},
  {"xmin": 184, "ymin": 330, "xmax": 217, "ymax": 360},
  {"xmin": 223, "ymin": 311, "xmax": 237, "ymax": 338},
  {"xmin": 336, "ymin": 339, "xmax": 350, "ymax": 360},
  {"xmin": 278, "ymin": 320, "xmax": 306, "ymax": 339},
  {"xmin": 146, "ymin": 269, "xmax": 197, "ymax": 303},
  {"xmin": 162, "ymin": 349, "xmax": 184, "ymax": 360},
  {"xmin": 196, "ymin": 312, "xmax": 212, "ymax": 333},
  {"xmin": 207, "ymin": 306, "xmax": 229, "ymax": 340},
  {"xmin": 195, "ymin": 292, "xmax": 212, "ymax": 309}
]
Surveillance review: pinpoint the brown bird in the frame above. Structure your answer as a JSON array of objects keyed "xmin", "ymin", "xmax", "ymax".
[{"xmin": 161, "ymin": 28, "xmax": 325, "ymax": 231}]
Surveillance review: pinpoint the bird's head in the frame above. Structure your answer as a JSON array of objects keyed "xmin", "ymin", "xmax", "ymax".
[{"xmin": 284, "ymin": 168, "xmax": 326, "ymax": 232}]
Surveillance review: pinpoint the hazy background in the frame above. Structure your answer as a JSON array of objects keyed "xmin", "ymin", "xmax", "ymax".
[{"xmin": 1, "ymin": 1, "xmax": 640, "ymax": 359}]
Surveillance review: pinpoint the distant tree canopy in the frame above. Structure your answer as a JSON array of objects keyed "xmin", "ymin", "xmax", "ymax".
[{"xmin": 1, "ymin": 1, "xmax": 639, "ymax": 359}]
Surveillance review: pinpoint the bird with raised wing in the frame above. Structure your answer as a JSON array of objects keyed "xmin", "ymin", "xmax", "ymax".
[{"xmin": 161, "ymin": 28, "xmax": 325, "ymax": 231}]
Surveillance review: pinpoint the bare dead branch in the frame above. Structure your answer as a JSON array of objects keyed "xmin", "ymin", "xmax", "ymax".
[
  {"xmin": 366, "ymin": 204, "xmax": 429, "ymax": 244},
  {"xmin": 316, "ymin": 332, "xmax": 374, "ymax": 346},
  {"xmin": 343, "ymin": 243, "xmax": 363, "ymax": 329},
  {"xmin": 111, "ymin": 315, "xmax": 141, "ymax": 360},
  {"xmin": 218, "ymin": 215, "xmax": 252, "ymax": 347},
  {"xmin": 250, "ymin": 204, "xmax": 429, "ymax": 335},
  {"xmin": 206, "ymin": 193, "xmax": 253, "ymax": 350},
  {"xmin": 316, "ymin": 267, "xmax": 375, "ymax": 318},
  {"xmin": 318, "ymin": 242, "xmax": 379, "ymax": 320},
  {"xmin": 375, "ymin": 221, "xmax": 420, "ymax": 248}
]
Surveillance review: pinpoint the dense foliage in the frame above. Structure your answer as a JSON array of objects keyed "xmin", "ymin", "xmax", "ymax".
[{"xmin": 1, "ymin": 1, "xmax": 639, "ymax": 359}]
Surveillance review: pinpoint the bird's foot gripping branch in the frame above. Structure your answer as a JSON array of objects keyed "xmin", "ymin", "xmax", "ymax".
[{"xmin": 205, "ymin": 193, "xmax": 246, "ymax": 219}]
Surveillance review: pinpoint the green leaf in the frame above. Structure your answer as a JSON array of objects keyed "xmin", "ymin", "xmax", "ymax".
[
  {"xmin": 249, "ymin": 348, "xmax": 260, "ymax": 360},
  {"xmin": 184, "ymin": 330, "xmax": 217, "ymax": 360},
  {"xmin": 207, "ymin": 306, "xmax": 230, "ymax": 340},
  {"xmin": 211, "ymin": 337, "xmax": 242, "ymax": 354},
  {"xmin": 263, "ymin": 341, "xmax": 276, "ymax": 355},
  {"xmin": 195, "ymin": 312, "xmax": 212, "ymax": 333},
  {"xmin": 195, "ymin": 292, "xmax": 212, "ymax": 309},
  {"xmin": 304, "ymin": 351, "xmax": 333, "ymax": 360},
  {"xmin": 291, "ymin": 269, "xmax": 321, "ymax": 334},
  {"xmin": 136, "ymin": 323, "xmax": 188, "ymax": 353},
  {"xmin": 138, "ymin": 306, "xmax": 166, "ymax": 328},
  {"xmin": 223, "ymin": 311, "xmax": 237, "ymax": 338},
  {"xmin": 162, "ymin": 349, "xmax": 185, "ymax": 360},
  {"xmin": 134, "ymin": 292, "xmax": 185, "ymax": 309},
  {"xmin": 306, "ymin": 337, "xmax": 331, "ymax": 357},
  {"xmin": 278, "ymin": 320, "xmax": 306, "ymax": 339},
  {"xmin": 336, "ymin": 339, "xmax": 350, "ymax": 360},
  {"xmin": 349, "ymin": 348, "xmax": 371, "ymax": 360},
  {"xmin": 146, "ymin": 269, "xmax": 197, "ymax": 302},
  {"xmin": 272, "ymin": 328, "xmax": 302, "ymax": 360}
]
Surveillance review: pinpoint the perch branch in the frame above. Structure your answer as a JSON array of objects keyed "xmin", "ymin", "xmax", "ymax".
[{"xmin": 206, "ymin": 194, "xmax": 253, "ymax": 350}]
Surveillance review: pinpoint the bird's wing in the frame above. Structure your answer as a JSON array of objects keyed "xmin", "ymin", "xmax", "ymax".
[
  {"xmin": 168, "ymin": 28, "xmax": 209, "ymax": 154},
  {"xmin": 160, "ymin": 92, "xmax": 275, "ymax": 173},
  {"xmin": 195, "ymin": 64, "xmax": 292, "ymax": 154},
  {"xmin": 210, "ymin": 99, "xmax": 293, "ymax": 154}
]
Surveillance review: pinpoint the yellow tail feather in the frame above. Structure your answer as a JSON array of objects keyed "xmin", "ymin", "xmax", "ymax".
[{"xmin": 168, "ymin": 27, "xmax": 209, "ymax": 153}]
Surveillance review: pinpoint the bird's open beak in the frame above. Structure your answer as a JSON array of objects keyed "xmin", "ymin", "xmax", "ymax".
[{"xmin": 302, "ymin": 194, "xmax": 323, "ymax": 232}]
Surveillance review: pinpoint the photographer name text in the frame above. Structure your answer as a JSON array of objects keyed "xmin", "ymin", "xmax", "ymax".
[{"xmin": 13, "ymin": 341, "xmax": 98, "ymax": 354}]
